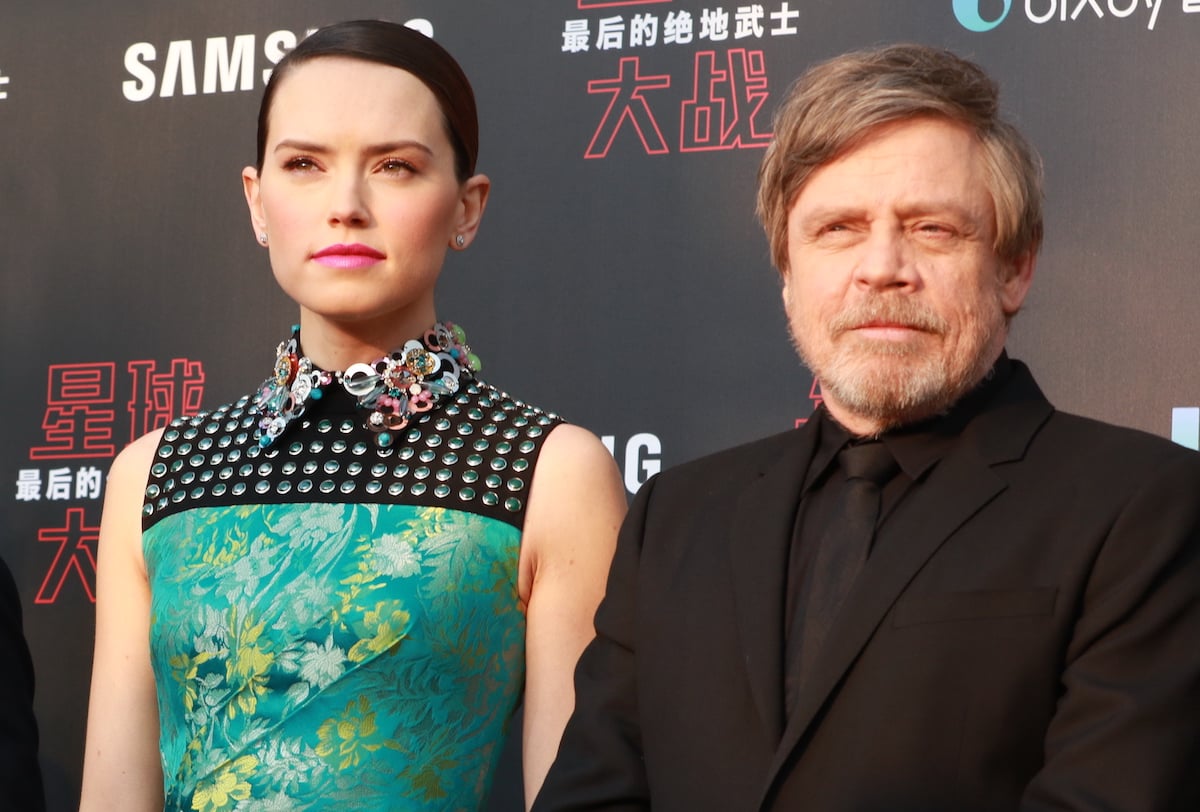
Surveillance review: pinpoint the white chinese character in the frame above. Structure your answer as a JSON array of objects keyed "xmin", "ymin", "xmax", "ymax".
[
  {"xmin": 771, "ymin": 2, "xmax": 801, "ymax": 35},
  {"xmin": 15, "ymin": 469, "xmax": 42, "ymax": 502},
  {"xmin": 1184, "ymin": 0, "xmax": 1200, "ymax": 12},
  {"xmin": 75, "ymin": 466, "xmax": 104, "ymax": 500},
  {"xmin": 735, "ymin": 5, "xmax": 766, "ymax": 38},
  {"xmin": 664, "ymin": 10, "xmax": 695, "ymax": 44},
  {"xmin": 597, "ymin": 16, "xmax": 626, "ymax": 50},
  {"xmin": 700, "ymin": 8, "xmax": 731, "ymax": 41},
  {"xmin": 46, "ymin": 467, "xmax": 72, "ymax": 500},
  {"xmin": 562, "ymin": 19, "xmax": 591, "ymax": 53},
  {"xmin": 631, "ymin": 13, "xmax": 660, "ymax": 46}
]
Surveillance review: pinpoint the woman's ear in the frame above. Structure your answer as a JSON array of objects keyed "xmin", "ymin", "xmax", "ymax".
[
  {"xmin": 450, "ymin": 173, "xmax": 490, "ymax": 249},
  {"xmin": 242, "ymin": 165, "xmax": 268, "ymax": 245}
]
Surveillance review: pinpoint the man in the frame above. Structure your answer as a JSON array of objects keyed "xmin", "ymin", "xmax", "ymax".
[
  {"xmin": 0, "ymin": 554, "xmax": 45, "ymax": 810},
  {"xmin": 534, "ymin": 44, "xmax": 1200, "ymax": 811}
]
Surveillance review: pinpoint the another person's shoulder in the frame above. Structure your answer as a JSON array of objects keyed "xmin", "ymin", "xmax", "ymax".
[
  {"xmin": 642, "ymin": 426, "xmax": 806, "ymax": 500},
  {"xmin": 1031, "ymin": 408, "xmax": 1200, "ymax": 525},
  {"xmin": 1043, "ymin": 408, "xmax": 1200, "ymax": 478}
]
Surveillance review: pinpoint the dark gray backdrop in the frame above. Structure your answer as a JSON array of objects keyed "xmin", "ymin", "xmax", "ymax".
[{"xmin": 3, "ymin": 1, "xmax": 1198, "ymax": 808}]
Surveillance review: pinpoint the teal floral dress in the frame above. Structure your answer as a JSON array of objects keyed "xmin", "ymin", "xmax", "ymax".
[{"xmin": 141, "ymin": 326, "xmax": 562, "ymax": 810}]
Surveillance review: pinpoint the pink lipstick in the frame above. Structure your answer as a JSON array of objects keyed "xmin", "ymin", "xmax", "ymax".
[{"xmin": 312, "ymin": 243, "xmax": 386, "ymax": 269}]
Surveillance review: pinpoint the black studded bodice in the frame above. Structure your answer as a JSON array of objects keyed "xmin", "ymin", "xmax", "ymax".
[{"xmin": 142, "ymin": 378, "xmax": 564, "ymax": 532}]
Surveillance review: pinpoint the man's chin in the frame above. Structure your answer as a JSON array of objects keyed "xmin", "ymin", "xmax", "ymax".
[
  {"xmin": 826, "ymin": 351, "xmax": 938, "ymax": 387},
  {"xmin": 818, "ymin": 360, "xmax": 954, "ymax": 427}
]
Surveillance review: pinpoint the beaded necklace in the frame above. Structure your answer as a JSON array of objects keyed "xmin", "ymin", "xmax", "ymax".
[{"xmin": 254, "ymin": 322, "xmax": 480, "ymax": 450}]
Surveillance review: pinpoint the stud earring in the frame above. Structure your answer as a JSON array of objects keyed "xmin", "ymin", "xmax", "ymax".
[
  {"xmin": 455, "ymin": 235, "xmax": 465, "ymax": 248},
  {"xmin": 258, "ymin": 233, "xmax": 268, "ymax": 245}
]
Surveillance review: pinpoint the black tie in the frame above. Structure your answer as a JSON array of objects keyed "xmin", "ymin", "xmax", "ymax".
[{"xmin": 794, "ymin": 441, "xmax": 899, "ymax": 693}]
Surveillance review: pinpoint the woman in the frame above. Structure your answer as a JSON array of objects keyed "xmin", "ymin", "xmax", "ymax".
[{"xmin": 80, "ymin": 20, "xmax": 625, "ymax": 811}]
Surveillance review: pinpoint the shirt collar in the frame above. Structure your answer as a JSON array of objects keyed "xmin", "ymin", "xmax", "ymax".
[{"xmin": 802, "ymin": 352, "xmax": 1012, "ymax": 491}]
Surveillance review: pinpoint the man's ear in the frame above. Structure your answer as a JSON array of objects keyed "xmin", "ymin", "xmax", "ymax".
[{"xmin": 999, "ymin": 250, "xmax": 1036, "ymax": 316}]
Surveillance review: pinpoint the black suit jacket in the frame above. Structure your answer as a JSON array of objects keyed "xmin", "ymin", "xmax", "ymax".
[
  {"xmin": 535, "ymin": 361, "xmax": 1200, "ymax": 811},
  {"xmin": 0, "ymin": 555, "xmax": 45, "ymax": 811}
]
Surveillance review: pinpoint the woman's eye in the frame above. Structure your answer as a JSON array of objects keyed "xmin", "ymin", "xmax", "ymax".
[
  {"xmin": 282, "ymin": 157, "xmax": 316, "ymax": 172},
  {"xmin": 380, "ymin": 158, "xmax": 416, "ymax": 174}
]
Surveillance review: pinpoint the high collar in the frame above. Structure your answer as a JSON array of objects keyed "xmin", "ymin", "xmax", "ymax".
[{"xmin": 253, "ymin": 321, "xmax": 480, "ymax": 450}]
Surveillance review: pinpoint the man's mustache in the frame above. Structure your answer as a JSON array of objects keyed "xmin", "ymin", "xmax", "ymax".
[{"xmin": 828, "ymin": 297, "xmax": 949, "ymax": 336}]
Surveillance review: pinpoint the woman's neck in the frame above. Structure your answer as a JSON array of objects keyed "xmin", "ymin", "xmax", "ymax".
[{"xmin": 296, "ymin": 309, "xmax": 437, "ymax": 370}]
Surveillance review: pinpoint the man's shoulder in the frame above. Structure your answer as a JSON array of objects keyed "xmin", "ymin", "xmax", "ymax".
[
  {"xmin": 990, "ymin": 359, "xmax": 1198, "ymax": 477},
  {"xmin": 1039, "ymin": 408, "xmax": 1199, "ymax": 472},
  {"xmin": 651, "ymin": 426, "xmax": 808, "ymax": 492},
  {"xmin": 1022, "ymin": 411, "xmax": 1200, "ymax": 513}
]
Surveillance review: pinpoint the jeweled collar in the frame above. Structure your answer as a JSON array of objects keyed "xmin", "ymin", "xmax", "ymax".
[{"xmin": 254, "ymin": 322, "xmax": 480, "ymax": 449}]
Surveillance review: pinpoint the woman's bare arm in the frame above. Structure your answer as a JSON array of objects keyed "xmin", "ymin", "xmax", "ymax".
[
  {"xmin": 518, "ymin": 424, "xmax": 626, "ymax": 809},
  {"xmin": 79, "ymin": 430, "xmax": 165, "ymax": 811}
]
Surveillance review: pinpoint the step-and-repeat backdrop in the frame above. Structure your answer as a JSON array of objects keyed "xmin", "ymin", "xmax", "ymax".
[{"xmin": 3, "ymin": 1, "xmax": 1197, "ymax": 808}]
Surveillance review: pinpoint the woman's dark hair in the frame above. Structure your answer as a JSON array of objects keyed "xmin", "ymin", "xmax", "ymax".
[{"xmin": 255, "ymin": 20, "xmax": 479, "ymax": 181}]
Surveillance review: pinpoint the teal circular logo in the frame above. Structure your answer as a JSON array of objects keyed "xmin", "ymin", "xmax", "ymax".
[{"xmin": 953, "ymin": 0, "xmax": 1012, "ymax": 32}]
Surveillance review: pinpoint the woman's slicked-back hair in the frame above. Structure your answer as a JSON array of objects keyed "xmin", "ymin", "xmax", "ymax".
[
  {"xmin": 757, "ymin": 43, "xmax": 1043, "ymax": 273},
  {"xmin": 255, "ymin": 19, "xmax": 479, "ymax": 181}
]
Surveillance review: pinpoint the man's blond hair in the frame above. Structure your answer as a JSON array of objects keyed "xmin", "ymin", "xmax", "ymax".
[{"xmin": 757, "ymin": 44, "xmax": 1043, "ymax": 273}]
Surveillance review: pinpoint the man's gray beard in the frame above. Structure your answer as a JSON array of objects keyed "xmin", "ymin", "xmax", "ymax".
[
  {"xmin": 793, "ymin": 298, "xmax": 1005, "ymax": 433},
  {"xmin": 811, "ymin": 343, "xmax": 994, "ymax": 433}
]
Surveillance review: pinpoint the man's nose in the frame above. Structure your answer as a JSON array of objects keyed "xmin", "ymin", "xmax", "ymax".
[{"xmin": 853, "ymin": 228, "xmax": 916, "ymax": 291}]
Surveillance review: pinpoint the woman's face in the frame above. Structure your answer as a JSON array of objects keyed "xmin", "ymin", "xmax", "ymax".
[{"xmin": 243, "ymin": 57, "xmax": 487, "ymax": 342}]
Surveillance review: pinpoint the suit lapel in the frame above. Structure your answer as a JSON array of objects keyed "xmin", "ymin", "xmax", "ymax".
[
  {"xmin": 766, "ymin": 447, "xmax": 1005, "ymax": 774},
  {"xmin": 759, "ymin": 363, "xmax": 1054, "ymax": 804},
  {"xmin": 729, "ymin": 424, "xmax": 820, "ymax": 745}
]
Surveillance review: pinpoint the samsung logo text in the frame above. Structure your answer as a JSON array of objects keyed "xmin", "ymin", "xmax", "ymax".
[{"xmin": 122, "ymin": 20, "xmax": 433, "ymax": 102}]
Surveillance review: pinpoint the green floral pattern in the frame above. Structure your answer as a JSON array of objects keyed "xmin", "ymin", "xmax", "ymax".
[{"xmin": 145, "ymin": 503, "xmax": 524, "ymax": 810}]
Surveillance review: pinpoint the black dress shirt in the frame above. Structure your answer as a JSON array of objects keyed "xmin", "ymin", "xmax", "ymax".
[{"xmin": 784, "ymin": 355, "xmax": 1014, "ymax": 714}]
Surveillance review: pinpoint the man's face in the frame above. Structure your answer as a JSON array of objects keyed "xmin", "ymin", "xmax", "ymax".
[{"xmin": 782, "ymin": 117, "xmax": 1034, "ymax": 436}]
